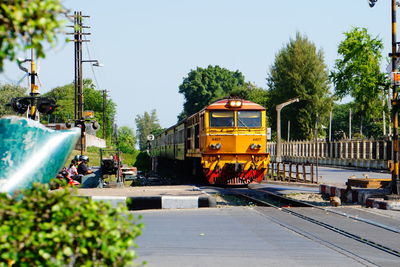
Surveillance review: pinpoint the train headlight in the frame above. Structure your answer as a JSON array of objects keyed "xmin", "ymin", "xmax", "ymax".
[
  {"xmin": 228, "ymin": 100, "xmax": 242, "ymax": 108},
  {"xmin": 250, "ymin": 143, "xmax": 261, "ymax": 150},
  {"xmin": 210, "ymin": 143, "xmax": 222, "ymax": 150}
]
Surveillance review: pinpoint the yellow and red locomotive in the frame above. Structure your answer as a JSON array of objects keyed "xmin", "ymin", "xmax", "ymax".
[{"xmin": 150, "ymin": 99, "xmax": 270, "ymax": 185}]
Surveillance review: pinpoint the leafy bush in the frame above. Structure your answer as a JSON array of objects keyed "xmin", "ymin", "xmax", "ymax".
[
  {"xmin": 0, "ymin": 183, "xmax": 143, "ymax": 266},
  {"xmin": 120, "ymin": 151, "xmax": 139, "ymax": 167}
]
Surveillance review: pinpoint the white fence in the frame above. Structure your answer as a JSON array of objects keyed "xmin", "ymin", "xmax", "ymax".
[{"xmin": 267, "ymin": 139, "xmax": 391, "ymax": 169}]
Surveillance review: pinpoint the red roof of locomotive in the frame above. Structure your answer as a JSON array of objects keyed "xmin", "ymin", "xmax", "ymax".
[{"xmin": 205, "ymin": 99, "xmax": 265, "ymax": 111}]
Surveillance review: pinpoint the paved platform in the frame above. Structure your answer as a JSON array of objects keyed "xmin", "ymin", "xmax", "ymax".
[
  {"xmin": 319, "ymin": 184, "xmax": 400, "ymax": 211},
  {"xmin": 316, "ymin": 166, "xmax": 390, "ymax": 185},
  {"xmin": 75, "ymin": 185, "xmax": 216, "ymax": 210}
]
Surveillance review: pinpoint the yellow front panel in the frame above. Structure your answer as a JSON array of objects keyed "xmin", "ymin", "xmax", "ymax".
[{"xmin": 202, "ymin": 110, "xmax": 267, "ymax": 154}]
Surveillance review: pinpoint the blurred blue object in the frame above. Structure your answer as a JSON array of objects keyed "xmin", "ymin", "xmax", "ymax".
[{"xmin": 0, "ymin": 116, "xmax": 80, "ymax": 194}]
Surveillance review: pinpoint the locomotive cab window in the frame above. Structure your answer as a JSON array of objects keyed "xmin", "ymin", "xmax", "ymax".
[
  {"xmin": 238, "ymin": 111, "xmax": 261, "ymax": 127},
  {"xmin": 209, "ymin": 111, "xmax": 234, "ymax": 127}
]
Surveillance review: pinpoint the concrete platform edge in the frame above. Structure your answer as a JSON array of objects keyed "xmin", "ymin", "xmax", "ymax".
[{"xmin": 84, "ymin": 195, "xmax": 216, "ymax": 210}]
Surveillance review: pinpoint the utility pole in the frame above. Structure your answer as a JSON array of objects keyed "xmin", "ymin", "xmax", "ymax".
[
  {"xmin": 389, "ymin": 91, "xmax": 393, "ymax": 136},
  {"xmin": 17, "ymin": 48, "xmax": 40, "ymax": 120},
  {"xmin": 276, "ymin": 97, "xmax": 299, "ymax": 162},
  {"xmin": 73, "ymin": 11, "xmax": 90, "ymax": 122},
  {"xmin": 69, "ymin": 11, "xmax": 91, "ymax": 156},
  {"xmin": 11, "ymin": 50, "xmax": 58, "ymax": 119},
  {"xmin": 102, "ymin": 89, "xmax": 108, "ymax": 140},
  {"xmin": 329, "ymin": 110, "xmax": 332, "ymax": 142},
  {"xmin": 382, "ymin": 95, "xmax": 386, "ymax": 136},
  {"xmin": 349, "ymin": 108, "xmax": 352, "ymax": 140},
  {"xmin": 390, "ymin": 0, "xmax": 400, "ymax": 196},
  {"xmin": 315, "ymin": 115, "xmax": 319, "ymax": 183},
  {"xmin": 29, "ymin": 48, "xmax": 39, "ymax": 120},
  {"xmin": 370, "ymin": 0, "xmax": 400, "ymax": 196}
]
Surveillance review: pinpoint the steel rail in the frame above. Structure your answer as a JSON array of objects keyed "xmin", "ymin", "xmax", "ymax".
[
  {"xmin": 253, "ymin": 188, "xmax": 400, "ymax": 234},
  {"xmin": 230, "ymin": 188, "xmax": 400, "ymax": 258}
]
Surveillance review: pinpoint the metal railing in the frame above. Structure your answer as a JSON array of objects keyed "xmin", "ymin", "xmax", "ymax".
[{"xmin": 267, "ymin": 162, "xmax": 317, "ymax": 184}]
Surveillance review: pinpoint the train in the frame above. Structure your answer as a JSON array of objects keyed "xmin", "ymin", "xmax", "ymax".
[{"xmin": 150, "ymin": 98, "xmax": 270, "ymax": 185}]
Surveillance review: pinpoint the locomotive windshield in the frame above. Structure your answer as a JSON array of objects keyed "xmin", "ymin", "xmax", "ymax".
[
  {"xmin": 209, "ymin": 111, "xmax": 234, "ymax": 127},
  {"xmin": 238, "ymin": 111, "xmax": 261, "ymax": 127}
]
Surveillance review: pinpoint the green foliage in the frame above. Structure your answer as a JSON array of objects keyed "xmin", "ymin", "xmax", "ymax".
[
  {"xmin": 178, "ymin": 65, "xmax": 245, "ymax": 120},
  {"xmin": 0, "ymin": 0, "xmax": 66, "ymax": 71},
  {"xmin": 328, "ymin": 102, "xmax": 388, "ymax": 140},
  {"xmin": 133, "ymin": 152, "xmax": 151, "ymax": 172},
  {"xmin": 86, "ymin": 146, "xmax": 100, "ymax": 153},
  {"xmin": 330, "ymin": 102, "xmax": 352, "ymax": 140},
  {"xmin": 267, "ymin": 32, "xmax": 332, "ymax": 140},
  {"xmin": 42, "ymin": 80, "xmax": 117, "ymax": 140},
  {"xmin": 135, "ymin": 110, "xmax": 163, "ymax": 151},
  {"xmin": 0, "ymin": 83, "xmax": 27, "ymax": 117},
  {"xmin": 121, "ymin": 150, "xmax": 139, "ymax": 167},
  {"xmin": 0, "ymin": 183, "xmax": 143, "ymax": 266},
  {"xmin": 41, "ymin": 83, "xmax": 74, "ymax": 122},
  {"xmin": 330, "ymin": 27, "xmax": 389, "ymax": 137},
  {"xmin": 117, "ymin": 126, "xmax": 136, "ymax": 154},
  {"xmin": 229, "ymin": 82, "xmax": 269, "ymax": 106}
]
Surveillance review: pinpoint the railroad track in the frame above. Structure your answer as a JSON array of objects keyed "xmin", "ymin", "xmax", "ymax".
[
  {"xmin": 250, "ymin": 188, "xmax": 400, "ymax": 233},
  {"xmin": 226, "ymin": 187, "xmax": 400, "ymax": 262}
]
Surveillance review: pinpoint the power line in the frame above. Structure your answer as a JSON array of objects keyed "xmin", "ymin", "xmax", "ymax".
[{"xmin": 83, "ymin": 30, "xmax": 101, "ymax": 90}]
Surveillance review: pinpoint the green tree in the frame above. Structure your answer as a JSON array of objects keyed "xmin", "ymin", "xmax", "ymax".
[
  {"xmin": 42, "ymin": 80, "xmax": 117, "ymax": 140},
  {"xmin": 117, "ymin": 126, "xmax": 136, "ymax": 154},
  {"xmin": 41, "ymin": 83, "xmax": 74, "ymax": 122},
  {"xmin": 229, "ymin": 82, "xmax": 269, "ymax": 106},
  {"xmin": 178, "ymin": 65, "xmax": 245, "ymax": 120},
  {"xmin": 0, "ymin": 0, "xmax": 66, "ymax": 71},
  {"xmin": 267, "ymin": 32, "xmax": 332, "ymax": 140},
  {"xmin": 135, "ymin": 110, "xmax": 163, "ymax": 151},
  {"xmin": 328, "ymin": 101, "xmax": 388, "ymax": 141},
  {"xmin": 330, "ymin": 27, "xmax": 389, "ymax": 137},
  {"xmin": 329, "ymin": 102, "xmax": 352, "ymax": 140},
  {"xmin": 0, "ymin": 83, "xmax": 27, "ymax": 116}
]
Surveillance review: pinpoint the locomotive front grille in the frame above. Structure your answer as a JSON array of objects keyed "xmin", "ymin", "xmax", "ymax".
[{"xmin": 224, "ymin": 163, "xmax": 244, "ymax": 173}]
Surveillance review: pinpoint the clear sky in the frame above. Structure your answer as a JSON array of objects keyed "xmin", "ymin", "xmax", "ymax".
[{"xmin": 0, "ymin": 0, "xmax": 393, "ymax": 130}]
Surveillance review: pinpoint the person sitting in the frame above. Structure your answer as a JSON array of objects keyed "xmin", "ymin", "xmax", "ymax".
[
  {"xmin": 55, "ymin": 168, "xmax": 70, "ymax": 186},
  {"xmin": 77, "ymin": 155, "xmax": 93, "ymax": 175},
  {"xmin": 66, "ymin": 160, "xmax": 79, "ymax": 180}
]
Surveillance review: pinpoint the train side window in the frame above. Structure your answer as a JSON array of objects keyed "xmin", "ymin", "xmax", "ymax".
[
  {"xmin": 186, "ymin": 127, "xmax": 192, "ymax": 149},
  {"xmin": 238, "ymin": 111, "xmax": 261, "ymax": 127},
  {"xmin": 209, "ymin": 111, "xmax": 234, "ymax": 127},
  {"xmin": 194, "ymin": 124, "xmax": 199, "ymax": 149}
]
